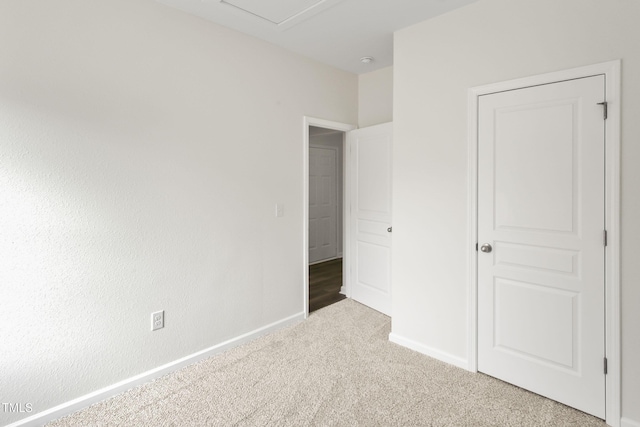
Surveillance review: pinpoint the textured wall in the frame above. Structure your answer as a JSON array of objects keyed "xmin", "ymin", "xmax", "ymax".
[
  {"xmin": 0, "ymin": 0, "xmax": 357, "ymax": 424},
  {"xmin": 358, "ymin": 66, "xmax": 393, "ymax": 128},
  {"xmin": 392, "ymin": 0, "xmax": 639, "ymax": 424}
]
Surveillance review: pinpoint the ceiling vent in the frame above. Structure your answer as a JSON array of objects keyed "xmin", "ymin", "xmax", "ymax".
[{"xmin": 219, "ymin": 0, "xmax": 344, "ymax": 29}]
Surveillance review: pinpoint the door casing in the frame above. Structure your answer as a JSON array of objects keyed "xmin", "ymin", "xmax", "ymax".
[
  {"xmin": 467, "ymin": 60, "xmax": 621, "ymax": 426},
  {"xmin": 303, "ymin": 117, "xmax": 356, "ymax": 318}
]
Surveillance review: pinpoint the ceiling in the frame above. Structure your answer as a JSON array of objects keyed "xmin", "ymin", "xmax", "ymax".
[{"xmin": 155, "ymin": 0, "xmax": 478, "ymax": 74}]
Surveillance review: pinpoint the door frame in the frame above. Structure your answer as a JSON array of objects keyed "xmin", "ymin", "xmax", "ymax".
[
  {"xmin": 303, "ymin": 117, "xmax": 356, "ymax": 318},
  {"xmin": 467, "ymin": 60, "xmax": 621, "ymax": 426}
]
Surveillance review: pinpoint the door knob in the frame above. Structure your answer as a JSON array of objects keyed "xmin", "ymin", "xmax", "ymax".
[{"xmin": 480, "ymin": 243, "xmax": 492, "ymax": 253}]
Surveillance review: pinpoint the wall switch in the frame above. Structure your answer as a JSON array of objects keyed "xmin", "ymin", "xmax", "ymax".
[
  {"xmin": 276, "ymin": 203, "xmax": 284, "ymax": 217},
  {"xmin": 151, "ymin": 310, "xmax": 164, "ymax": 331}
]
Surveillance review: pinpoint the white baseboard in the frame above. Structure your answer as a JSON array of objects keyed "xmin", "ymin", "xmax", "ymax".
[
  {"xmin": 621, "ymin": 417, "xmax": 640, "ymax": 427},
  {"xmin": 6, "ymin": 312, "xmax": 305, "ymax": 427},
  {"xmin": 388, "ymin": 332, "xmax": 469, "ymax": 370}
]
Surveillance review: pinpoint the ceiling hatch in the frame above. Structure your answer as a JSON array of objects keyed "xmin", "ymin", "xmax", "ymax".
[{"xmin": 220, "ymin": 0, "xmax": 344, "ymax": 29}]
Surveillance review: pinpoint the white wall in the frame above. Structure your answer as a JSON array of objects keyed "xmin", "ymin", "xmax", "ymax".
[
  {"xmin": 309, "ymin": 128, "xmax": 344, "ymax": 258},
  {"xmin": 392, "ymin": 0, "xmax": 640, "ymax": 424},
  {"xmin": 358, "ymin": 66, "xmax": 393, "ymax": 128},
  {"xmin": 0, "ymin": 0, "xmax": 357, "ymax": 424}
]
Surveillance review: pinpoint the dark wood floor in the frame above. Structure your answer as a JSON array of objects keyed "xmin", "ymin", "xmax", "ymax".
[{"xmin": 309, "ymin": 258, "xmax": 345, "ymax": 313}]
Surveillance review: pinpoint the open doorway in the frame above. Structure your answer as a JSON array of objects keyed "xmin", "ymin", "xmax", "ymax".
[
  {"xmin": 303, "ymin": 117, "xmax": 356, "ymax": 317},
  {"xmin": 308, "ymin": 126, "xmax": 345, "ymax": 312}
]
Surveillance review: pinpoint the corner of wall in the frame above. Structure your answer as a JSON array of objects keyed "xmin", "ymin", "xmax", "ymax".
[
  {"xmin": 388, "ymin": 332, "xmax": 469, "ymax": 371},
  {"xmin": 358, "ymin": 66, "xmax": 393, "ymax": 128}
]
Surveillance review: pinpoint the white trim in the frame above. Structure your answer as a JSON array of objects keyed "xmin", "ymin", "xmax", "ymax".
[
  {"xmin": 389, "ymin": 333, "xmax": 468, "ymax": 370},
  {"xmin": 343, "ymin": 129, "xmax": 352, "ymax": 300},
  {"xmin": 5, "ymin": 312, "xmax": 305, "ymax": 427},
  {"xmin": 603, "ymin": 60, "xmax": 622, "ymax": 427},
  {"xmin": 466, "ymin": 82, "xmax": 479, "ymax": 374},
  {"xmin": 303, "ymin": 117, "xmax": 356, "ymax": 318},
  {"xmin": 466, "ymin": 60, "xmax": 621, "ymax": 427},
  {"xmin": 621, "ymin": 418, "xmax": 640, "ymax": 427}
]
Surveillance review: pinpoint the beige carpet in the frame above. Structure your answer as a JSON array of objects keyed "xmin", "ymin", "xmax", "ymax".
[{"xmin": 47, "ymin": 299, "xmax": 606, "ymax": 426}]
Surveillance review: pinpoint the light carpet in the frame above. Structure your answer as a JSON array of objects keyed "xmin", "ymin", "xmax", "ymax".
[{"xmin": 47, "ymin": 299, "xmax": 606, "ymax": 426}]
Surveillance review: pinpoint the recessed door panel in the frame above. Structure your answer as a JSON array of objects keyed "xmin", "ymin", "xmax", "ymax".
[
  {"xmin": 357, "ymin": 135, "xmax": 392, "ymax": 216},
  {"xmin": 494, "ymin": 278, "xmax": 577, "ymax": 369},
  {"xmin": 494, "ymin": 102, "xmax": 577, "ymax": 234},
  {"xmin": 357, "ymin": 241, "xmax": 390, "ymax": 293},
  {"xmin": 494, "ymin": 242, "xmax": 580, "ymax": 277}
]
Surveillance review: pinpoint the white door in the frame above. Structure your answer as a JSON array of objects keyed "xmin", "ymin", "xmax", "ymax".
[
  {"xmin": 477, "ymin": 76, "xmax": 606, "ymax": 417},
  {"xmin": 349, "ymin": 123, "xmax": 393, "ymax": 316},
  {"xmin": 309, "ymin": 146, "xmax": 338, "ymax": 264}
]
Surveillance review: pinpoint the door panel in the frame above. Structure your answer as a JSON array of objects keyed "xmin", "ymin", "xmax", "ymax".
[
  {"xmin": 309, "ymin": 147, "xmax": 338, "ymax": 264},
  {"xmin": 494, "ymin": 102, "xmax": 576, "ymax": 233},
  {"xmin": 477, "ymin": 76, "xmax": 605, "ymax": 418},
  {"xmin": 349, "ymin": 123, "xmax": 393, "ymax": 315}
]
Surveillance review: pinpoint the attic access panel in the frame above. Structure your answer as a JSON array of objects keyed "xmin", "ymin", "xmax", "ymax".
[{"xmin": 220, "ymin": 0, "xmax": 344, "ymax": 28}]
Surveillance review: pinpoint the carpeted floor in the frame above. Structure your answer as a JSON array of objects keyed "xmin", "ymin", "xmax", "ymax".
[{"xmin": 47, "ymin": 299, "xmax": 606, "ymax": 426}]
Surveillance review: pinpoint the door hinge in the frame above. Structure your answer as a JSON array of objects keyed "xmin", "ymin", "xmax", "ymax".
[
  {"xmin": 604, "ymin": 357, "xmax": 608, "ymax": 375},
  {"xmin": 597, "ymin": 101, "xmax": 608, "ymax": 120},
  {"xmin": 603, "ymin": 230, "xmax": 608, "ymax": 247},
  {"xmin": 476, "ymin": 243, "xmax": 478, "ymax": 252}
]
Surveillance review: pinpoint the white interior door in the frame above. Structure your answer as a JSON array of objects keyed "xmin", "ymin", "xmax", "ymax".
[
  {"xmin": 477, "ymin": 76, "xmax": 606, "ymax": 417},
  {"xmin": 348, "ymin": 123, "xmax": 393, "ymax": 316},
  {"xmin": 309, "ymin": 146, "xmax": 338, "ymax": 264}
]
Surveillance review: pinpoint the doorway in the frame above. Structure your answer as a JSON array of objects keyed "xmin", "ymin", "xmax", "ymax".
[
  {"xmin": 303, "ymin": 117, "xmax": 356, "ymax": 317},
  {"xmin": 308, "ymin": 126, "xmax": 346, "ymax": 312},
  {"xmin": 303, "ymin": 118, "xmax": 394, "ymax": 317}
]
